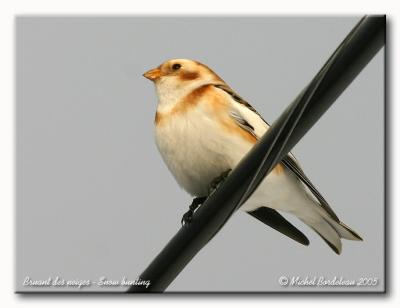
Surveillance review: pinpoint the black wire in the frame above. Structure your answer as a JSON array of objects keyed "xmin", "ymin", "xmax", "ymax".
[{"xmin": 127, "ymin": 15, "xmax": 385, "ymax": 293}]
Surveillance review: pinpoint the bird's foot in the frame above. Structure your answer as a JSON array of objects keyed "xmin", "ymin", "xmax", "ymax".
[
  {"xmin": 180, "ymin": 169, "xmax": 232, "ymax": 226},
  {"xmin": 181, "ymin": 196, "xmax": 207, "ymax": 226},
  {"xmin": 208, "ymin": 169, "xmax": 232, "ymax": 195}
]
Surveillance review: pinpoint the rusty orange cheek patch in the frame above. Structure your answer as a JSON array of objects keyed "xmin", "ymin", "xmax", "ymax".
[{"xmin": 179, "ymin": 71, "xmax": 199, "ymax": 81}]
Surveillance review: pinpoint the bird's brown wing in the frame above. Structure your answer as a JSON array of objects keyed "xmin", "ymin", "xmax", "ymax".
[
  {"xmin": 214, "ymin": 83, "xmax": 340, "ymax": 223},
  {"xmin": 214, "ymin": 84, "xmax": 265, "ymax": 120}
]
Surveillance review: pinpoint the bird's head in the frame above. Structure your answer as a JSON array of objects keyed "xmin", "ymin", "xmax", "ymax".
[{"xmin": 143, "ymin": 59, "xmax": 224, "ymax": 106}]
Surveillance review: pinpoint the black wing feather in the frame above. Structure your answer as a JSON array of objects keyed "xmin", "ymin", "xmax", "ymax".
[
  {"xmin": 248, "ymin": 207, "xmax": 310, "ymax": 246},
  {"xmin": 281, "ymin": 156, "xmax": 339, "ymax": 222},
  {"xmin": 214, "ymin": 84, "xmax": 264, "ymax": 118}
]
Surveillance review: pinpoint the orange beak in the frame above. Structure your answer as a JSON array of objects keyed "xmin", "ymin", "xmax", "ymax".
[{"xmin": 143, "ymin": 67, "xmax": 162, "ymax": 81}]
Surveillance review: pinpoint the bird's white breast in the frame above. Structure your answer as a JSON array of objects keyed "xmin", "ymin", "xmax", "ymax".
[
  {"xmin": 153, "ymin": 86, "xmax": 310, "ymax": 215},
  {"xmin": 154, "ymin": 105, "xmax": 251, "ymax": 197}
]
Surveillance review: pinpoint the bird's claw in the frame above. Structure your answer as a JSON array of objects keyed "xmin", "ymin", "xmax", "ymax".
[
  {"xmin": 181, "ymin": 196, "xmax": 207, "ymax": 226},
  {"xmin": 208, "ymin": 169, "xmax": 232, "ymax": 195},
  {"xmin": 180, "ymin": 170, "xmax": 231, "ymax": 226},
  {"xmin": 181, "ymin": 209, "xmax": 194, "ymax": 225}
]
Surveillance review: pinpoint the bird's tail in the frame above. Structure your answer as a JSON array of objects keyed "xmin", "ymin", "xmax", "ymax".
[{"xmin": 298, "ymin": 208, "xmax": 363, "ymax": 255}]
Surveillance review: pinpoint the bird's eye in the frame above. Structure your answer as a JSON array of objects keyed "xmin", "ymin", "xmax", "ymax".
[{"xmin": 172, "ymin": 63, "xmax": 182, "ymax": 71}]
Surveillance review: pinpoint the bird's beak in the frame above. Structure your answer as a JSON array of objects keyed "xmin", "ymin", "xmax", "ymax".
[{"xmin": 143, "ymin": 67, "xmax": 162, "ymax": 81}]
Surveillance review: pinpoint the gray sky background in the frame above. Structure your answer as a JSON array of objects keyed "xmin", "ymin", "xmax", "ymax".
[{"xmin": 16, "ymin": 16, "xmax": 384, "ymax": 292}]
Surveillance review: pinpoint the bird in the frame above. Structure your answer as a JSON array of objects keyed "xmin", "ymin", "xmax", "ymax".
[{"xmin": 143, "ymin": 58, "xmax": 362, "ymax": 254}]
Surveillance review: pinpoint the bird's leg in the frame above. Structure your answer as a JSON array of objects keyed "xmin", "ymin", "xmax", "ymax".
[
  {"xmin": 181, "ymin": 196, "xmax": 207, "ymax": 226},
  {"xmin": 208, "ymin": 169, "xmax": 232, "ymax": 195},
  {"xmin": 181, "ymin": 169, "xmax": 232, "ymax": 226}
]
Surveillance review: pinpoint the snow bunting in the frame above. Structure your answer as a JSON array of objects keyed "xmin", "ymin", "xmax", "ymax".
[{"xmin": 143, "ymin": 59, "xmax": 362, "ymax": 254}]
